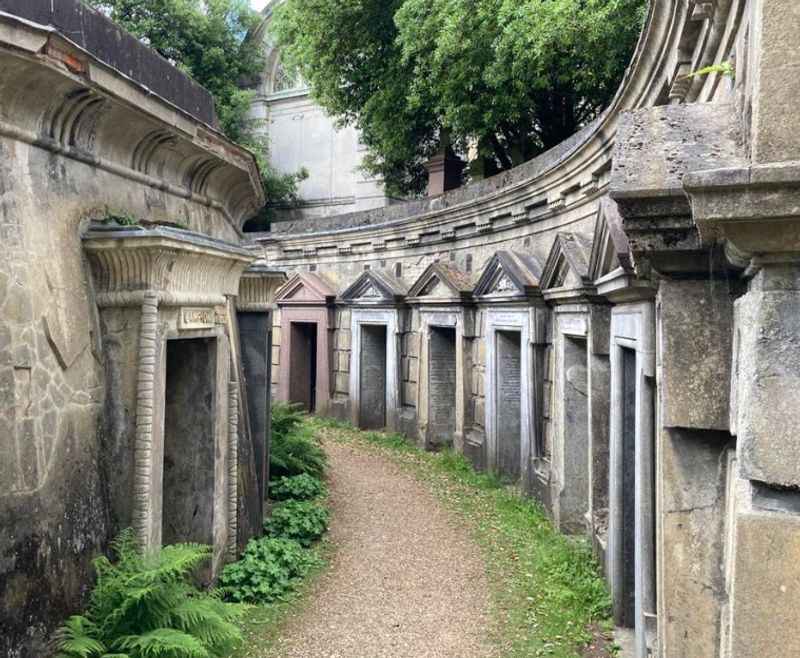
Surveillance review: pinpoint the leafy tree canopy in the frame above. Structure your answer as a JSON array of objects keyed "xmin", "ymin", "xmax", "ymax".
[
  {"xmin": 272, "ymin": 0, "xmax": 647, "ymax": 196},
  {"xmin": 89, "ymin": 0, "xmax": 307, "ymax": 220}
]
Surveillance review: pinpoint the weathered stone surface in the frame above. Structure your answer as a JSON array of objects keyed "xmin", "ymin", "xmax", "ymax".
[
  {"xmin": 359, "ymin": 324, "xmax": 387, "ymax": 430},
  {"xmin": 735, "ymin": 277, "xmax": 800, "ymax": 488},
  {"xmin": 729, "ymin": 510, "xmax": 800, "ymax": 657},
  {"xmin": 428, "ymin": 326, "xmax": 457, "ymax": 445},
  {"xmin": 750, "ymin": 0, "xmax": 800, "ymax": 164},
  {"xmin": 496, "ymin": 330, "xmax": 522, "ymax": 479},
  {"xmin": 659, "ymin": 279, "xmax": 733, "ymax": 431}
]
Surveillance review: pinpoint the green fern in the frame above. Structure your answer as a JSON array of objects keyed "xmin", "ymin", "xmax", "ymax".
[{"xmin": 54, "ymin": 531, "xmax": 244, "ymax": 658}]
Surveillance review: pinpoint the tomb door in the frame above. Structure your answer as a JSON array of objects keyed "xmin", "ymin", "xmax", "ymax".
[
  {"xmin": 496, "ymin": 330, "xmax": 522, "ymax": 479},
  {"xmin": 359, "ymin": 324, "xmax": 388, "ymax": 429},
  {"xmin": 428, "ymin": 326, "xmax": 457, "ymax": 446},
  {"xmin": 289, "ymin": 322, "xmax": 318, "ymax": 412},
  {"xmin": 162, "ymin": 338, "xmax": 217, "ymax": 548},
  {"xmin": 562, "ymin": 336, "xmax": 590, "ymax": 531},
  {"xmin": 620, "ymin": 346, "xmax": 637, "ymax": 628}
]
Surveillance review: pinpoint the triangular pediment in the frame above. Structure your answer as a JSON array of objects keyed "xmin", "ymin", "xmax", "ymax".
[
  {"xmin": 340, "ymin": 270, "xmax": 407, "ymax": 304},
  {"xmin": 473, "ymin": 251, "xmax": 543, "ymax": 299},
  {"xmin": 275, "ymin": 272, "xmax": 336, "ymax": 305},
  {"xmin": 588, "ymin": 198, "xmax": 633, "ymax": 281},
  {"xmin": 541, "ymin": 233, "xmax": 593, "ymax": 291},
  {"xmin": 408, "ymin": 261, "xmax": 472, "ymax": 302}
]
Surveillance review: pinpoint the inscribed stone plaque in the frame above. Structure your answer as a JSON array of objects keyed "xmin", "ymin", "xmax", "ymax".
[
  {"xmin": 428, "ymin": 326, "xmax": 457, "ymax": 445},
  {"xmin": 179, "ymin": 307, "xmax": 215, "ymax": 330},
  {"xmin": 359, "ymin": 325, "xmax": 387, "ymax": 429},
  {"xmin": 496, "ymin": 330, "xmax": 522, "ymax": 478}
]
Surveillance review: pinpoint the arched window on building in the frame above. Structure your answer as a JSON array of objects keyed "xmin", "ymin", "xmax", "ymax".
[{"xmin": 271, "ymin": 60, "xmax": 302, "ymax": 94}]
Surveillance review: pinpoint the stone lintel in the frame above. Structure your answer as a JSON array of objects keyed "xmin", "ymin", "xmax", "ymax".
[{"xmin": 83, "ymin": 225, "xmax": 256, "ymax": 306}]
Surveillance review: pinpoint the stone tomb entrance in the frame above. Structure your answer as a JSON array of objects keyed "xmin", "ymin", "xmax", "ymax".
[
  {"xmin": 473, "ymin": 251, "xmax": 546, "ymax": 486},
  {"xmin": 83, "ymin": 225, "xmax": 256, "ymax": 573},
  {"xmin": 275, "ymin": 273, "xmax": 336, "ymax": 416},
  {"xmin": 290, "ymin": 322, "xmax": 318, "ymax": 411},
  {"xmin": 495, "ymin": 329, "xmax": 523, "ymax": 479},
  {"xmin": 406, "ymin": 262, "xmax": 474, "ymax": 450},
  {"xmin": 163, "ymin": 337, "xmax": 217, "ymax": 547},
  {"xmin": 341, "ymin": 271, "xmax": 407, "ymax": 432},
  {"xmin": 359, "ymin": 324, "xmax": 388, "ymax": 429},
  {"xmin": 428, "ymin": 325, "xmax": 457, "ymax": 445},
  {"xmin": 607, "ymin": 301, "xmax": 657, "ymax": 657},
  {"xmin": 619, "ymin": 346, "xmax": 637, "ymax": 628}
]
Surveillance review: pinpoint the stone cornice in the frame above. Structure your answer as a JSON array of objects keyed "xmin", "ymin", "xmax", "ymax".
[
  {"xmin": 610, "ymin": 102, "xmax": 745, "ymax": 277},
  {"xmin": 0, "ymin": 12, "xmax": 264, "ymax": 231},
  {"xmin": 685, "ymin": 163, "xmax": 800, "ymax": 262},
  {"xmin": 83, "ymin": 225, "xmax": 256, "ymax": 307},
  {"xmin": 236, "ymin": 265, "xmax": 287, "ymax": 311}
]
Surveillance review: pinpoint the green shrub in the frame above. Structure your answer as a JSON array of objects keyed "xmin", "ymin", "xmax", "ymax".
[
  {"xmin": 54, "ymin": 530, "xmax": 244, "ymax": 658},
  {"xmin": 219, "ymin": 537, "xmax": 319, "ymax": 604},
  {"xmin": 264, "ymin": 500, "xmax": 330, "ymax": 547},
  {"xmin": 268, "ymin": 474, "xmax": 327, "ymax": 501},
  {"xmin": 270, "ymin": 419, "xmax": 327, "ymax": 480},
  {"xmin": 271, "ymin": 403, "xmax": 306, "ymax": 440}
]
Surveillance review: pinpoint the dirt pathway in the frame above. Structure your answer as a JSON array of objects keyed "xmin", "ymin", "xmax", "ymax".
[{"xmin": 263, "ymin": 433, "xmax": 493, "ymax": 658}]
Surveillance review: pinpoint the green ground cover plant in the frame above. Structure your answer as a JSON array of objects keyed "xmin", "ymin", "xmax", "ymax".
[
  {"xmin": 264, "ymin": 500, "xmax": 329, "ymax": 547},
  {"xmin": 219, "ymin": 537, "xmax": 321, "ymax": 604},
  {"xmin": 268, "ymin": 474, "xmax": 327, "ymax": 501},
  {"xmin": 311, "ymin": 418, "xmax": 614, "ymax": 658},
  {"xmin": 54, "ymin": 530, "xmax": 245, "ymax": 658}
]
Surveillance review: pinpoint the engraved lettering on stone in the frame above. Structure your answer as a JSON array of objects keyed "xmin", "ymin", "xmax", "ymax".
[{"xmin": 179, "ymin": 307, "xmax": 215, "ymax": 330}]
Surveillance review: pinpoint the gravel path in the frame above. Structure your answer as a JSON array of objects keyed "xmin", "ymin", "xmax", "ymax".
[{"xmin": 264, "ymin": 432, "xmax": 493, "ymax": 658}]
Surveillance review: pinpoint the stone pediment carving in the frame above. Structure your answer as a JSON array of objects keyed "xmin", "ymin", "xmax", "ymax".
[
  {"xmin": 588, "ymin": 198, "xmax": 633, "ymax": 281},
  {"xmin": 83, "ymin": 224, "xmax": 255, "ymax": 307},
  {"xmin": 340, "ymin": 270, "xmax": 408, "ymax": 305},
  {"xmin": 473, "ymin": 251, "xmax": 543, "ymax": 301},
  {"xmin": 541, "ymin": 233, "xmax": 593, "ymax": 292},
  {"xmin": 275, "ymin": 272, "xmax": 336, "ymax": 306},
  {"xmin": 407, "ymin": 262, "xmax": 472, "ymax": 303}
]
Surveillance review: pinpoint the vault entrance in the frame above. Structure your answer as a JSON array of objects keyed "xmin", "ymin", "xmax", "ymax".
[
  {"xmin": 359, "ymin": 324, "xmax": 388, "ymax": 429},
  {"xmin": 162, "ymin": 337, "xmax": 217, "ymax": 547},
  {"xmin": 562, "ymin": 336, "xmax": 589, "ymax": 532},
  {"xmin": 496, "ymin": 330, "xmax": 522, "ymax": 479},
  {"xmin": 290, "ymin": 322, "xmax": 318, "ymax": 412},
  {"xmin": 428, "ymin": 326, "xmax": 457, "ymax": 446},
  {"xmin": 620, "ymin": 346, "xmax": 637, "ymax": 628}
]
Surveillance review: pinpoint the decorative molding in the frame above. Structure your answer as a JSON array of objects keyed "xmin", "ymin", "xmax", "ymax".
[
  {"xmin": 340, "ymin": 270, "xmax": 408, "ymax": 305},
  {"xmin": 473, "ymin": 251, "xmax": 543, "ymax": 302},
  {"xmin": 133, "ymin": 292, "xmax": 160, "ymax": 552},
  {"xmin": 84, "ymin": 225, "xmax": 255, "ymax": 307},
  {"xmin": 407, "ymin": 262, "xmax": 473, "ymax": 303},
  {"xmin": 0, "ymin": 16, "xmax": 264, "ymax": 228},
  {"xmin": 236, "ymin": 266, "xmax": 287, "ymax": 311},
  {"xmin": 227, "ymin": 381, "xmax": 239, "ymax": 561}
]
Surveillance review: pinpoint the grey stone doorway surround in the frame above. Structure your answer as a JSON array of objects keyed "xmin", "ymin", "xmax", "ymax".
[{"xmin": 83, "ymin": 225, "xmax": 255, "ymax": 574}]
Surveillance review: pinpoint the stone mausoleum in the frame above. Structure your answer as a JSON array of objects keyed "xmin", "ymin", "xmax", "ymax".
[{"xmin": 2, "ymin": 1, "xmax": 800, "ymax": 657}]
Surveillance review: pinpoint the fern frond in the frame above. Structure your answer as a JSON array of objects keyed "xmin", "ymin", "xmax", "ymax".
[
  {"xmin": 53, "ymin": 615, "xmax": 106, "ymax": 658},
  {"xmin": 113, "ymin": 628, "xmax": 209, "ymax": 658}
]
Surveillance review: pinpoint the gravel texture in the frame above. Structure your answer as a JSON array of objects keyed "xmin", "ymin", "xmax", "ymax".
[{"xmin": 263, "ymin": 433, "xmax": 493, "ymax": 658}]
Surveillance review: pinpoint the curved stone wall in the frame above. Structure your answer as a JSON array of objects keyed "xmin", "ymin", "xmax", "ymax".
[{"xmin": 258, "ymin": 2, "xmax": 800, "ymax": 657}]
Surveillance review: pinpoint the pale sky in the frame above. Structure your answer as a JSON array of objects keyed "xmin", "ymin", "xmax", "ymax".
[{"xmin": 250, "ymin": 0, "xmax": 269, "ymax": 10}]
